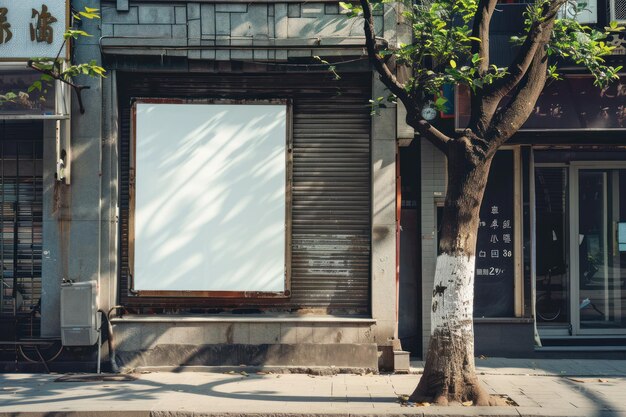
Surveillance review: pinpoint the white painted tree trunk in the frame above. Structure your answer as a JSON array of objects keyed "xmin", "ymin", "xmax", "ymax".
[
  {"xmin": 411, "ymin": 253, "xmax": 487, "ymax": 404},
  {"xmin": 411, "ymin": 149, "xmax": 493, "ymax": 405},
  {"xmin": 431, "ymin": 254, "xmax": 476, "ymax": 337}
]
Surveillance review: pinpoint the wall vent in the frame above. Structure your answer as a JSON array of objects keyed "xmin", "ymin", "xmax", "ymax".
[{"xmin": 611, "ymin": 0, "xmax": 626, "ymax": 22}]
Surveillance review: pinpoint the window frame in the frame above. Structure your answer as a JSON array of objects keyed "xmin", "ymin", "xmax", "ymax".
[
  {"xmin": 128, "ymin": 97, "xmax": 293, "ymax": 299},
  {"xmin": 127, "ymin": 0, "xmax": 338, "ymax": 3}
]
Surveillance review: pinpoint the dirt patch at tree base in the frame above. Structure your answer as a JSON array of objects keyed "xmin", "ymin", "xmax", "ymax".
[{"xmin": 399, "ymin": 393, "xmax": 517, "ymax": 407}]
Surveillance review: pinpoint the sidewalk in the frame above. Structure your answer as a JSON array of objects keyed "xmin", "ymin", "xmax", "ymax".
[{"xmin": 1, "ymin": 359, "xmax": 625, "ymax": 417}]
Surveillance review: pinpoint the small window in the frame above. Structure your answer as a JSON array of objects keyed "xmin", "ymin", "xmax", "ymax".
[{"xmin": 131, "ymin": 100, "xmax": 290, "ymax": 296}]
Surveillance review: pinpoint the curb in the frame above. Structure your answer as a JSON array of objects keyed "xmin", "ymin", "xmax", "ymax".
[{"xmin": 1, "ymin": 409, "xmax": 625, "ymax": 417}]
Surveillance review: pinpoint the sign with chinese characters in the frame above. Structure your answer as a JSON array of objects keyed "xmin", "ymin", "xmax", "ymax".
[
  {"xmin": 457, "ymin": 75, "xmax": 626, "ymax": 130},
  {"xmin": 608, "ymin": 32, "xmax": 626, "ymax": 56},
  {"xmin": 474, "ymin": 150, "xmax": 515, "ymax": 318},
  {"xmin": 0, "ymin": 2, "xmax": 66, "ymax": 59}
]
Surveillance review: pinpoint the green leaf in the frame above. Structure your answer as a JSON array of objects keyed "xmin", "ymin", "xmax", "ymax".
[
  {"xmin": 339, "ymin": 2, "xmax": 353, "ymax": 10},
  {"xmin": 27, "ymin": 81, "xmax": 42, "ymax": 93},
  {"xmin": 64, "ymin": 29, "xmax": 91, "ymax": 40},
  {"xmin": 1, "ymin": 92, "xmax": 18, "ymax": 102},
  {"xmin": 450, "ymin": 59, "xmax": 457, "ymax": 68},
  {"xmin": 79, "ymin": 11, "xmax": 100, "ymax": 19}
]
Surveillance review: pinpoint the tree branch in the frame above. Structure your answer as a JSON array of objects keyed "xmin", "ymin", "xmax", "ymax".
[
  {"xmin": 360, "ymin": 0, "xmax": 416, "ymax": 108},
  {"xmin": 471, "ymin": 0, "xmax": 499, "ymax": 76},
  {"xmin": 487, "ymin": 0, "xmax": 566, "ymax": 100},
  {"xmin": 486, "ymin": 19, "xmax": 555, "ymax": 147},
  {"xmin": 410, "ymin": 118, "xmax": 452, "ymax": 155},
  {"xmin": 28, "ymin": 60, "xmax": 90, "ymax": 114},
  {"xmin": 466, "ymin": 0, "xmax": 500, "ymax": 135},
  {"xmin": 360, "ymin": 0, "xmax": 451, "ymax": 154}
]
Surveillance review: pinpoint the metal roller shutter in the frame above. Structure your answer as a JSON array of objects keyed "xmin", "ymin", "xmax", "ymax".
[
  {"xmin": 290, "ymin": 98, "xmax": 371, "ymax": 310},
  {"xmin": 118, "ymin": 72, "xmax": 371, "ymax": 314},
  {"xmin": 0, "ymin": 121, "xmax": 43, "ymax": 337}
]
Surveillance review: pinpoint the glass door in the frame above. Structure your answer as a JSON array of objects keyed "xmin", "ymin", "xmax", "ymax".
[
  {"xmin": 571, "ymin": 165, "xmax": 626, "ymax": 334},
  {"xmin": 535, "ymin": 167, "xmax": 569, "ymax": 329}
]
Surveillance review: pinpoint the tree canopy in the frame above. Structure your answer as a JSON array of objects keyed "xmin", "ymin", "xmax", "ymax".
[{"xmin": 343, "ymin": 0, "xmax": 623, "ymax": 154}]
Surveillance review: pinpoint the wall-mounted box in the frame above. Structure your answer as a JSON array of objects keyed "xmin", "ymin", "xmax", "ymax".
[{"xmin": 60, "ymin": 281, "xmax": 99, "ymax": 346}]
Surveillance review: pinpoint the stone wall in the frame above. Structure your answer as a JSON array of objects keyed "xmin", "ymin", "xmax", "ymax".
[
  {"xmin": 112, "ymin": 318, "xmax": 378, "ymax": 370},
  {"xmin": 101, "ymin": 2, "xmax": 392, "ymax": 59}
]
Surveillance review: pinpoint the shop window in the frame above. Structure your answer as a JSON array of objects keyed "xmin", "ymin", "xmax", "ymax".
[
  {"xmin": 131, "ymin": 101, "xmax": 289, "ymax": 295},
  {"xmin": 435, "ymin": 150, "xmax": 519, "ymax": 317}
]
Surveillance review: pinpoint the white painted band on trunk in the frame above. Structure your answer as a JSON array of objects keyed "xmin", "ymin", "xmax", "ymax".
[{"xmin": 431, "ymin": 254, "xmax": 476, "ymax": 334}]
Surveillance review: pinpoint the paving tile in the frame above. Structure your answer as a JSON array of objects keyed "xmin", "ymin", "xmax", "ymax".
[{"xmin": 2, "ymin": 360, "xmax": 626, "ymax": 416}]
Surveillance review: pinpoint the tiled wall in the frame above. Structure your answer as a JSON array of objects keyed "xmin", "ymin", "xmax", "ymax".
[
  {"xmin": 419, "ymin": 140, "xmax": 447, "ymax": 356},
  {"xmin": 101, "ymin": 2, "xmax": 390, "ymax": 60}
]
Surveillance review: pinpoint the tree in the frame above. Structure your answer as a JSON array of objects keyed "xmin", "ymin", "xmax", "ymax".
[
  {"xmin": 0, "ymin": 6, "xmax": 105, "ymax": 114},
  {"xmin": 343, "ymin": 0, "xmax": 623, "ymax": 406}
]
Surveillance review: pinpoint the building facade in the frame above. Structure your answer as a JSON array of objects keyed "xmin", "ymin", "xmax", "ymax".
[
  {"xmin": 1, "ymin": 0, "xmax": 414, "ymax": 372},
  {"xmin": 2, "ymin": 0, "xmax": 625, "ymax": 373},
  {"xmin": 411, "ymin": 0, "xmax": 626, "ymax": 359}
]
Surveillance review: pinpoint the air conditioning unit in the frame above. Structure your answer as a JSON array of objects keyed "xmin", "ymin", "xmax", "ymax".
[
  {"xmin": 611, "ymin": 0, "xmax": 626, "ymax": 22},
  {"xmin": 60, "ymin": 280, "xmax": 100, "ymax": 346}
]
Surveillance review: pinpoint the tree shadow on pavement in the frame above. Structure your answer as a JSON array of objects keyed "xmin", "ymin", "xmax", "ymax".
[{"xmin": 0, "ymin": 373, "xmax": 400, "ymax": 408}]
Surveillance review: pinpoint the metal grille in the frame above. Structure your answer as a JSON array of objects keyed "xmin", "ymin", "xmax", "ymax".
[
  {"xmin": 290, "ymin": 98, "xmax": 371, "ymax": 309},
  {"xmin": 117, "ymin": 72, "xmax": 371, "ymax": 313},
  {"xmin": 0, "ymin": 121, "xmax": 43, "ymax": 337},
  {"xmin": 612, "ymin": 0, "xmax": 626, "ymax": 21}
]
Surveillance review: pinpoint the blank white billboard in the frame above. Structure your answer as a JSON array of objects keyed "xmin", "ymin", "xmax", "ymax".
[{"xmin": 133, "ymin": 102, "xmax": 287, "ymax": 292}]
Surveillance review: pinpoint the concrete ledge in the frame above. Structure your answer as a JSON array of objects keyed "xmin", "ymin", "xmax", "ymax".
[
  {"xmin": 475, "ymin": 320, "xmax": 534, "ymax": 358},
  {"xmin": 474, "ymin": 317, "xmax": 534, "ymax": 324},
  {"xmin": 111, "ymin": 315, "xmax": 376, "ymax": 323},
  {"xmin": 124, "ymin": 365, "xmax": 374, "ymax": 375},
  {"xmin": 116, "ymin": 343, "xmax": 379, "ymax": 371}
]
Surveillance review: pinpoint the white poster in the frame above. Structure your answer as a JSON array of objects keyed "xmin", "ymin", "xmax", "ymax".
[{"xmin": 134, "ymin": 102, "xmax": 287, "ymax": 292}]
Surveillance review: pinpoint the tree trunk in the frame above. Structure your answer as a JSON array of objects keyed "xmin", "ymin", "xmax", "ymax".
[{"xmin": 410, "ymin": 139, "xmax": 495, "ymax": 406}]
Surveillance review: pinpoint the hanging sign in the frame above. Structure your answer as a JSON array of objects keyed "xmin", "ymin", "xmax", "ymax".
[
  {"xmin": 0, "ymin": 1, "xmax": 67, "ymax": 59},
  {"xmin": 457, "ymin": 75, "xmax": 626, "ymax": 131}
]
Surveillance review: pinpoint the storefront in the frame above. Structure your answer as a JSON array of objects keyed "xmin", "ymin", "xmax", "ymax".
[
  {"xmin": 533, "ymin": 151, "xmax": 626, "ymax": 340},
  {"xmin": 416, "ymin": 73, "xmax": 626, "ymax": 359},
  {"xmin": 99, "ymin": 1, "xmax": 405, "ymax": 372},
  {"xmin": 509, "ymin": 74, "xmax": 626, "ymax": 347},
  {"xmin": 0, "ymin": 1, "xmax": 71, "ymax": 346}
]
